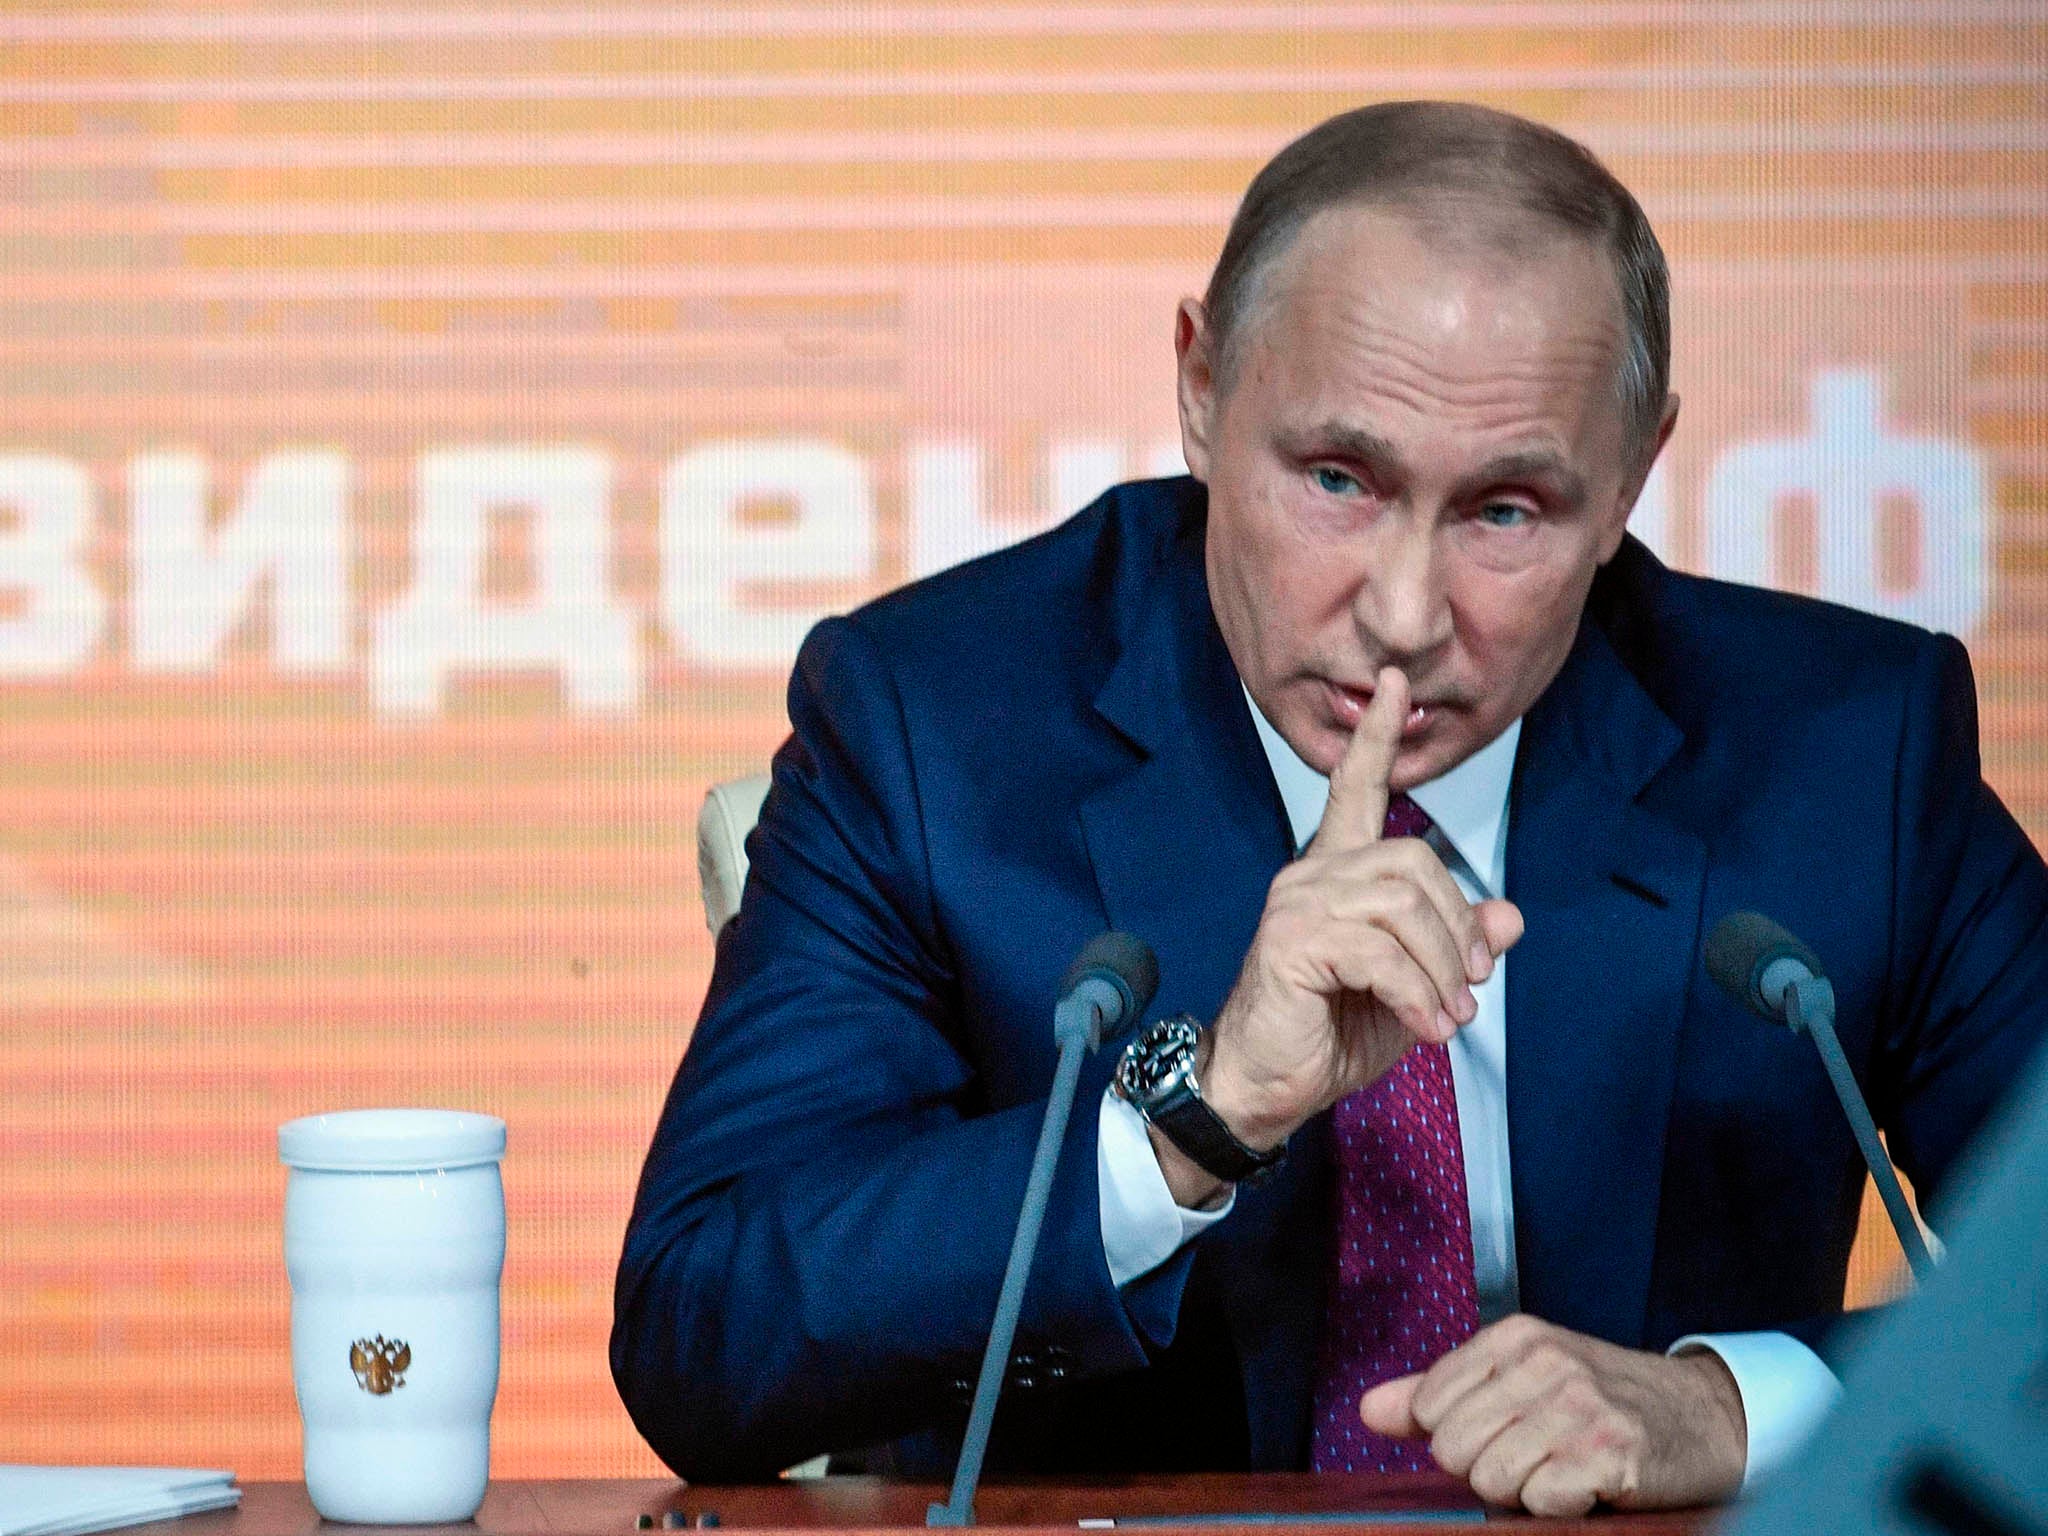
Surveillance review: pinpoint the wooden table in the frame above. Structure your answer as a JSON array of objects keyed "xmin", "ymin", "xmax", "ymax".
[{"xmin": 145, "ymin": 1476, "xmax": 1718, "ymax": 1536}]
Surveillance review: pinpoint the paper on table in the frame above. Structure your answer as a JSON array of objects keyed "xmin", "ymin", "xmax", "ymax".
[{"xmin": 0, "ymin": 1466, "xmax": 241, "ymax": 1536}]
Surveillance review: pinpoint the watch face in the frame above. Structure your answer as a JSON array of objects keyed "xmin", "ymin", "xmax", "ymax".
[{"xmin": 1117, "ymin": 1016, "xmax": 1199, "ymax": 1101}]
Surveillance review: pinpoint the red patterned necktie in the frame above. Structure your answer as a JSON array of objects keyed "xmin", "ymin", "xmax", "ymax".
[{"xmin": 1309, "ymin": 792, "xmax": 1482, "ymax": 1473}]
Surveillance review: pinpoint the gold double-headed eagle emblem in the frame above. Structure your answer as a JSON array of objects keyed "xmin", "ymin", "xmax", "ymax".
[{"xmin": 349, "ymin": 1335, "xmax": 411, "ymax": 1394}]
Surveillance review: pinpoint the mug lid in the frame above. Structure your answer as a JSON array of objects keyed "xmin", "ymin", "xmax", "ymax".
[{"xmin": 279, "ymin": 1109, "xmax": 506, "ymax": 1172}]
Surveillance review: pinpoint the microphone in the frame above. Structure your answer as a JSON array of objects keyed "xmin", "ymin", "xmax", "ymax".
[
  {"xmin": 1705, "ymin": 912, "xmax": 1936, "ymax": 1280},
  {"xmin": 1054, "ymin": 931, "xmax": 1160, "ymax": 1050},
  {"xmin": 1704, "ymin": 910, "xmax": 1826, "ymax": 1020},
  {"xmin": 927, "ymin": 933, "xmax": 1159, "ymax": 1528}
]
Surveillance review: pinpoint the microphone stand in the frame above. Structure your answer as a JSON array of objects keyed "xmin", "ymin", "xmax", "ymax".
[
  {"xmin": 1783, "ymin": 975, "xmax": 1937, "ymax": 1281},
  {"xmin": 926, "ymin": 982, "xmax": 1114, "ymax": 1528}
]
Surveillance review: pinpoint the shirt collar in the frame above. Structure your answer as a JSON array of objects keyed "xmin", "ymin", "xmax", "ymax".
[{"xmin": 1245, "ymin": 685, "xmax": 1520, "ymax": 899}]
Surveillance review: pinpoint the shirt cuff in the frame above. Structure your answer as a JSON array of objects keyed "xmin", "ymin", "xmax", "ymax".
[
  {"xmin": 1669, "ymin": 1330, "xmax": 1843, "ymax": 1490},
  {"xmin": 1097, "ymin": 1087, "xmax": 1235, "ymax": 1288}
]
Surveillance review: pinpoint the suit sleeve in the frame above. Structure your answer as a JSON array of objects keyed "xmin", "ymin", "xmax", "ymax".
[
  {"xmin": 610, "ymin": 615, "xmax": 1153, "ymax": 1481},
  {"xmin": 1879, "ymin": 632, "xmax": 2048, "ymax": 1219}
]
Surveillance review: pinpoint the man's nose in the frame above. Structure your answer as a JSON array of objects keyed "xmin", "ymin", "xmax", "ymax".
[{"xmin": 1356, "ymin": 523, "xmax": 1452, "ymax": 660}]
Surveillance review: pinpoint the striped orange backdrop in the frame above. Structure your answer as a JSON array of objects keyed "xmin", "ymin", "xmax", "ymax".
[{"xmin": 1, "ymin": 0, "xmax": 2041, "ymax": 1479}]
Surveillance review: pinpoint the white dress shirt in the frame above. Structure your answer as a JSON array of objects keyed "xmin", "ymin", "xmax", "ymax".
[{"xmin": 1095, "ymin": 694, "xmax": 1841, "ymax": 1485}]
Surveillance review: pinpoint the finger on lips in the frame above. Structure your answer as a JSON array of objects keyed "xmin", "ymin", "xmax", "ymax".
[
  {"xmin": 1319, "ymin": 665, "xmax": 1407, "ymax": 850},
  {"xmin": 1311, "ymin": 675, "xmax": 1509, "ymax": 995}
]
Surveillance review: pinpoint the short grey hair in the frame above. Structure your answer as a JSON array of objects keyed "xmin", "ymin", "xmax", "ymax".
[{"xmin": 1204, "ymin": 101, "xmax": 1670, "ymax": 457}]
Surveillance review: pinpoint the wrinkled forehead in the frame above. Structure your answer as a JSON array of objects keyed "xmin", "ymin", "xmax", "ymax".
[
  {"xmin": 1232, "ymin": 202, "xmax": 1634, "ymax": 443},
  {"xmin": 1250, "ymin": 198, "xmax": 1624, "ymax": 343}
]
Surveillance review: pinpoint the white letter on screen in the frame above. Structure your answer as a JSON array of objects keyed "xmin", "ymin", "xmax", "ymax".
[
  {"xmin": 661, "ymin": 439, "xmax": 874, "ymax": 670},
  {"xmin": 371, "ymin": 446, "xmax": 638, "ymax": 716},
  {"xmin": 1703, "ymin": 370, "xmax": 1988, "ymax": 635},
  {"xmin": 0, "ymin": 455, "xmax": 105, "ymax": 676},
  {"xmin": 130, "ymin": 450, "xmax": 351, "ymax": 672}
]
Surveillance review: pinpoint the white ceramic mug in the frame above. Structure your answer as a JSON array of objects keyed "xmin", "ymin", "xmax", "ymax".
[{"xmin": 280, "ymin": 1109, "xmax": 507, "ymax": 1524}]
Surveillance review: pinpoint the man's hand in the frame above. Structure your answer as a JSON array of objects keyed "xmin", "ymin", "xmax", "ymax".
[
  {"xmin": 1359, "ymin": 1315, "xmax": 1748, "ymax": 1515},
  {"xmin": 1150, "ymin": 667, "xmax": 1524, "ymax": 1206}
]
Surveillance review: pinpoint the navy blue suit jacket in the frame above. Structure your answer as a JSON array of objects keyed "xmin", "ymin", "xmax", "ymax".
[{"xmin": 613, "ymin": 476, "xmax": 2048, "ymax": 1481}]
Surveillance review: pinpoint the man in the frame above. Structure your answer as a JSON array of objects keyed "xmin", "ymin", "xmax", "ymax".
[{"xmin": 613, "ymin": 102, "xmax": 2048, "ymax": 1514}]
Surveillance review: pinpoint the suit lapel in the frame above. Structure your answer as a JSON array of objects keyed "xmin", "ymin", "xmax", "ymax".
[
  {"xmin": 1077, "ymin": 511, "xmax": 1318, "ymax": 1465},
  {"xmin": 1077, "ymin": 522, "xmax": 1294, "ymax": 1024},
  {"xmin": 1505, "ymin": 620, "xmax": 1705, "ymax": 1347}
]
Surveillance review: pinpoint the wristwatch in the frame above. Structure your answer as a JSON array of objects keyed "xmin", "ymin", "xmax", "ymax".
[{"xmin": 1113, "ymin": 1014, "xmax": 1288, "ymax": 1184}]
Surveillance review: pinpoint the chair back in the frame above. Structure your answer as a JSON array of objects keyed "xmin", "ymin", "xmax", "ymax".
[{"xmin": 696, "ymin": 774, "xmax": 772, "ymax": 935}]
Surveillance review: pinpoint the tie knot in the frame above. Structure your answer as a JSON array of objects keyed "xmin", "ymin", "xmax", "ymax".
[{"xmin": 1382, "ymin": 792, "xmax": 1431, "ymax": 841}]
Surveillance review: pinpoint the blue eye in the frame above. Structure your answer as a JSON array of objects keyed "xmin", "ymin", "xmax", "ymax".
[
  {"xmin": 1478, "ymin": 501, "xmax": 1532, "ymax": 528},
  {"xmin": 1312, "ymin": 466, "xmax": 1361, "ymax": 496}
]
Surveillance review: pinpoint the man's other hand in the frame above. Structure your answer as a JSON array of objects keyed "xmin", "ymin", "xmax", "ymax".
[{"xmin": 1358, "ymin": 1315, "xmax": 1747, "ymax": 1515}]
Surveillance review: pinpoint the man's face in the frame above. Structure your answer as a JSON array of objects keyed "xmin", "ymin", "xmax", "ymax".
[{"xmin": 1179, "ymin": 203, "xmax": 1673, "ymax": 789}]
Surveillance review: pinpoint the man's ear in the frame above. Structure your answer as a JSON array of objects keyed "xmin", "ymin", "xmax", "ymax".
[
  {"xmin": 1603, "ymin": 392, "xmax": 1681, "ymax": 562},
  {"xmin": 1174, "ymin": 298, "xmax": 1218, "ymax": 483}
]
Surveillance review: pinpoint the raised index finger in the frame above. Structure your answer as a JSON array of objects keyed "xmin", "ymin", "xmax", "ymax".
[{"xmin": 1315, "ymin": 666, "xmax": 1408, "ymax": 853}]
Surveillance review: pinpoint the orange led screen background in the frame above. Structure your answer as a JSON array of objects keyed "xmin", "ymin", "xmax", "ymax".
[{"xmin": 1, "ymin": 0, "xmax": 2043, "ymax": 1478}]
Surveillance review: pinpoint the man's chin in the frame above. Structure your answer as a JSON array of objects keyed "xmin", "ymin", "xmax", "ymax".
[
  {"xmin": 1386, "ymin": 751, "xmax": 1447, "ymax": 795},
  {"xmin": 1295, "ymin": 729, "xmax": 1458, "ymax": 791},
  {"xmin": 1388, "ymin": 729, "xmax": 1478, "ymax": 793}
]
